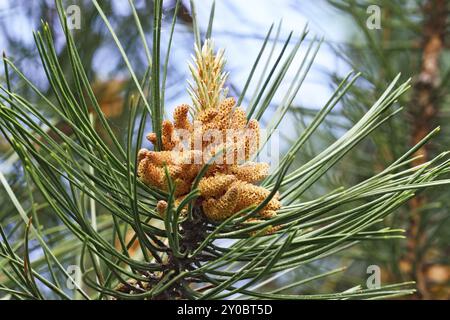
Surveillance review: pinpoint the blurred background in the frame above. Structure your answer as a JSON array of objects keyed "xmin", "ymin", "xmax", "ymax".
[{"xmin": 0, "ymin": 0, "xmax": 448, "ymax": 299}]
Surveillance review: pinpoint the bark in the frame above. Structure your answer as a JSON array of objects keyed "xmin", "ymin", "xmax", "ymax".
[{"xmin": 402, "ymin": 0, "xmax": 447, "ymax": 299}]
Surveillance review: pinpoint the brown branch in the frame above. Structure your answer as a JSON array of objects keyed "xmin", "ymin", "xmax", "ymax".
[{"xmin": 402, "ymin": 0, "xmax": 448, "ymax": 300}]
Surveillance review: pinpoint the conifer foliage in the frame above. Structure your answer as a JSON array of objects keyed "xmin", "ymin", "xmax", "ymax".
[{"xmin": 0, "ymin": 0, "xmax": 449, "ymax": 299}]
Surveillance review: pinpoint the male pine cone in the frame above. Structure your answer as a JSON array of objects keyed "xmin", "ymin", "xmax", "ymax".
[{"xmin": 137, "ymin": 40, "xmax": 281, "ymax": 226}]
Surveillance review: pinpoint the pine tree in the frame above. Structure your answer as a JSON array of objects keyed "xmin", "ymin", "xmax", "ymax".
[
  {"xmin": 0, "ymin": 0, "xmax": 449, "ymax": 299},
  {"xmin": 325, "ymin": 0, "xmax": 449, "ymax": 299}
]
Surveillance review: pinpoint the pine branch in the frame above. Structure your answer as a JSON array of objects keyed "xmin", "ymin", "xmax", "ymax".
[
  {"xmin": 327, "ymin": 0, "xmax": 450, "ymax": 299},
  {"xmin": 404, "ymin": 0, "xmax": 448, "ymax": 299},
  {"xmin": 0, "ymin": 0, "xmax": 449, "ymax": 300}
]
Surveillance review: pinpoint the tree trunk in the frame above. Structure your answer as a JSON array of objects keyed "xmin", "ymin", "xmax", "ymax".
[{"xmin": 402, "ymin": 0, "xmax": 447, "ymax": 300}]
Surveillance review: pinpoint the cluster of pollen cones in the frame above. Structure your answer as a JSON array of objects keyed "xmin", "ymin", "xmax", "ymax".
[{"xmin": 137, "ymin": 97, "xmax": 281, "ymax": 225}]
